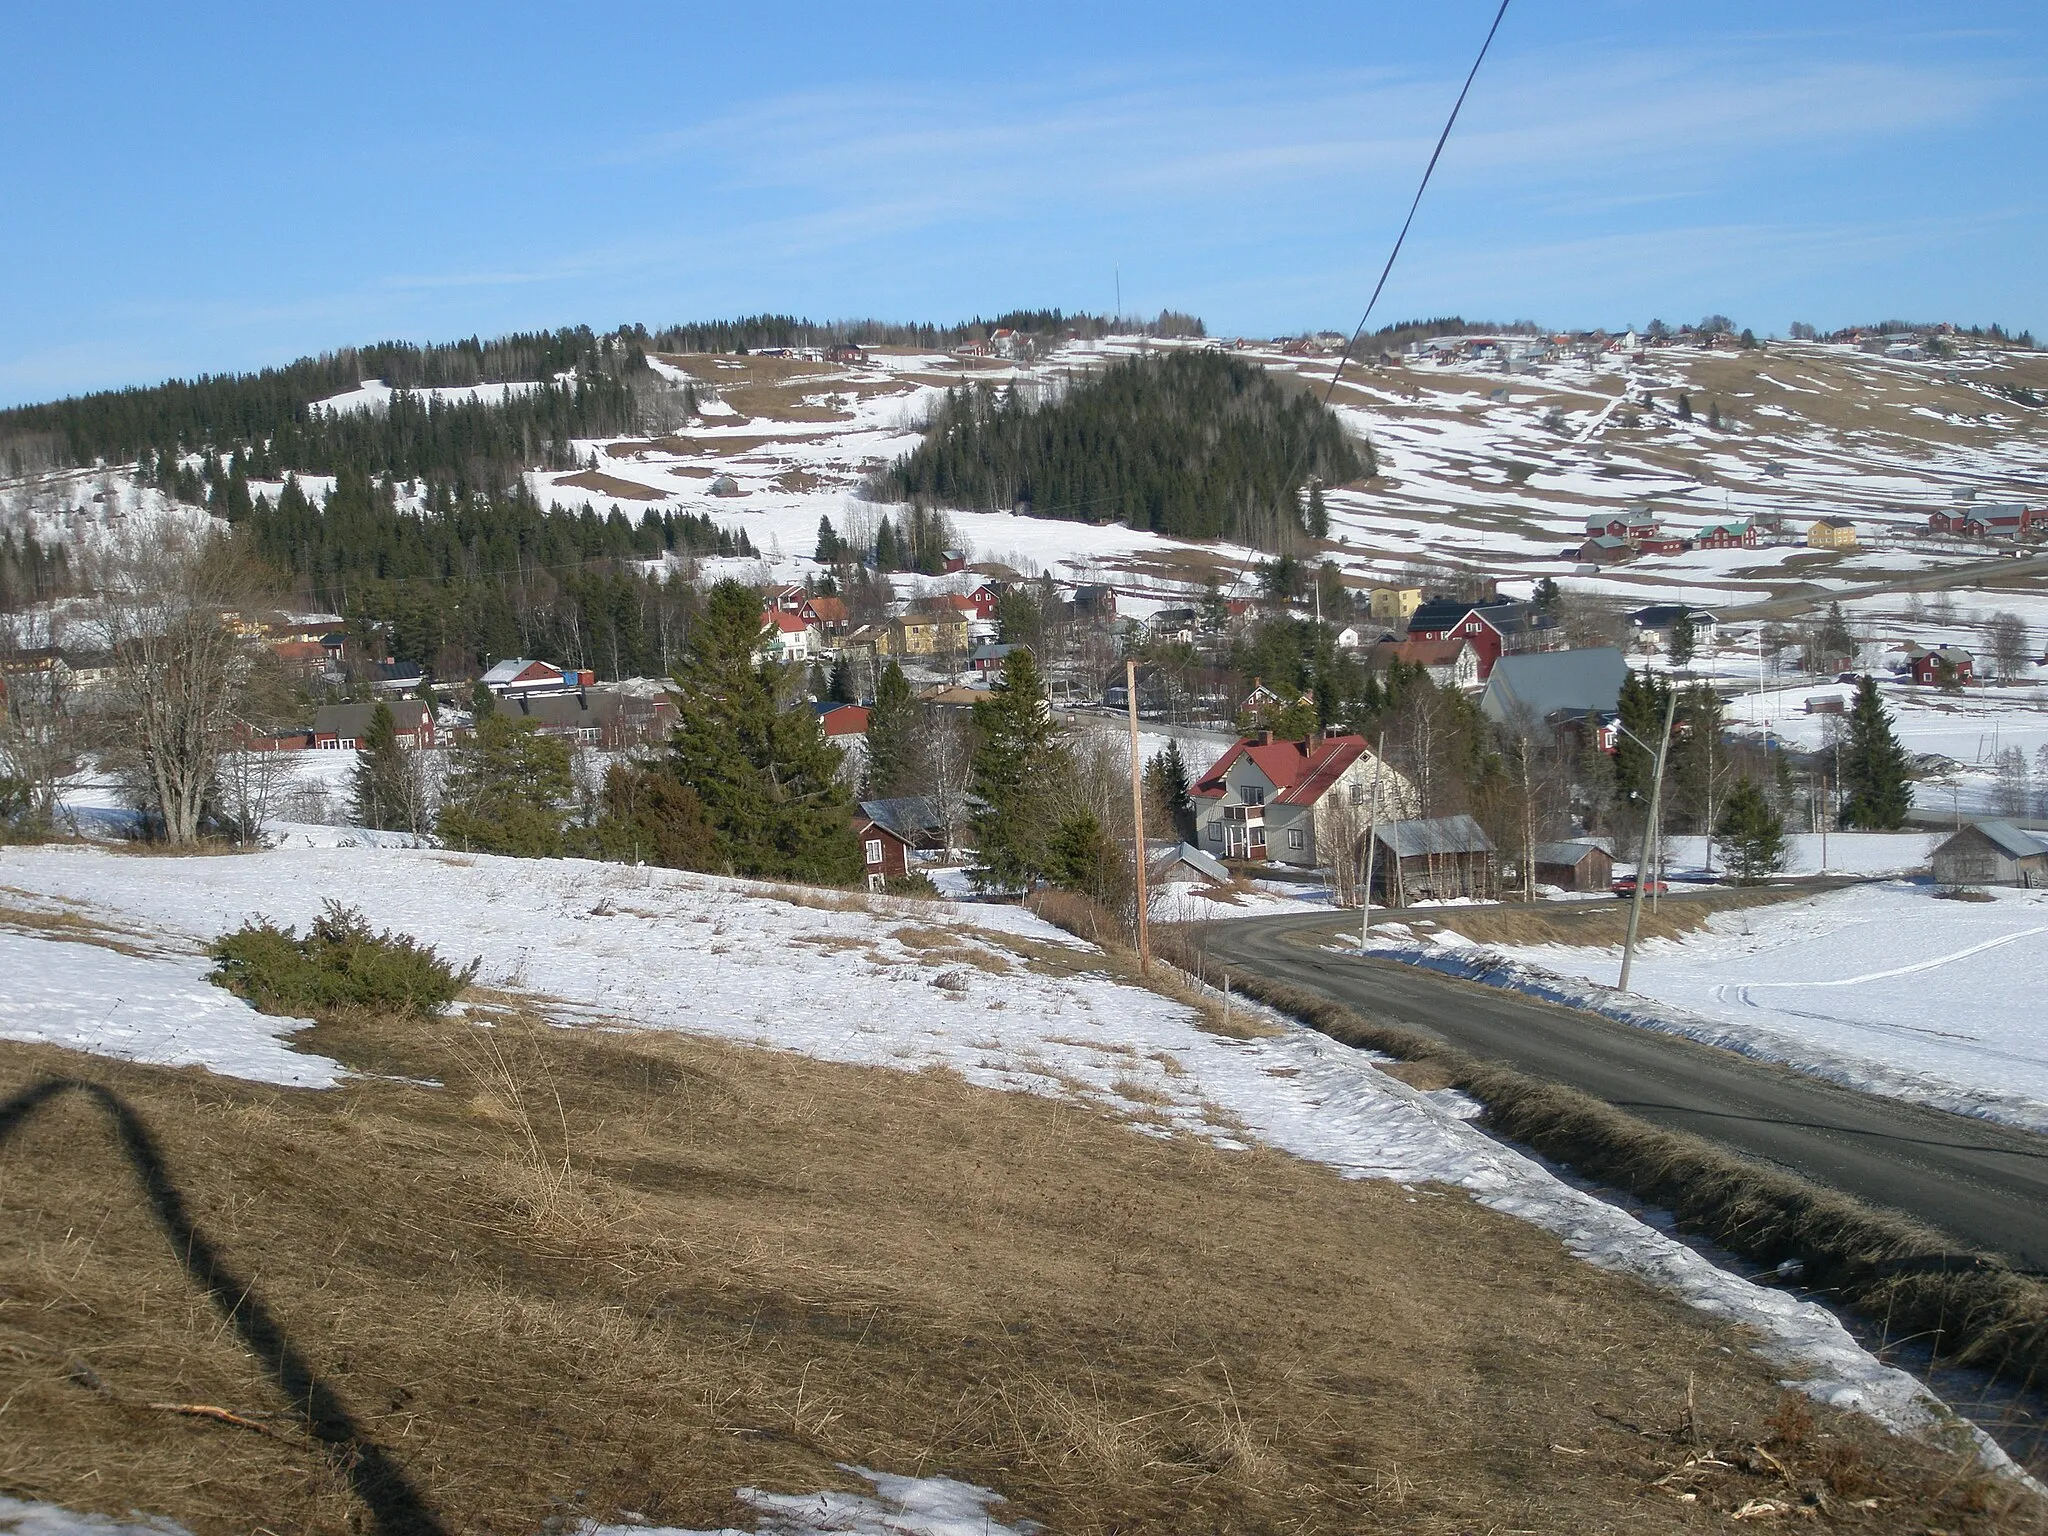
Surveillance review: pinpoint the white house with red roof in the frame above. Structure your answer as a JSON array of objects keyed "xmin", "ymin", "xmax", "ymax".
[
  {"xmin": 1190, "ymin": 732, "xmax": 1416, "ymax": 866},
  {"xmin": 758, "ymin": 610, "xmax": 818, "ymax": 663}
]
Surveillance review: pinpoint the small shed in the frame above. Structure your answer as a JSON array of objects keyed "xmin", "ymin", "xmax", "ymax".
[
  {"xmin": 1533, "ymin": 840, "xmax": 1614, "ymax": 892},
  {"xmin": 1149, "ymin": 842, "xmax": 1231, "ymax": 886},
  {"xmin": 1931, "ymin": 821, "xmax": 2048, "ymax": 888},
  {"xmin": 1369, "ymin": 815, "xmax": 1495, "ymax": 905}
]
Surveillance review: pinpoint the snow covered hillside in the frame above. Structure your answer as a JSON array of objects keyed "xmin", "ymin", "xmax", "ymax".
[{"xmin": 0, "ymin": 841, "xmax": 1971, "ymax": 1436}]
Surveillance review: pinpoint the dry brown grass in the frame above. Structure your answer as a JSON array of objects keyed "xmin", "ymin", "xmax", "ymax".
[
  {"xmin": 3, "ymin": 1006, "xmax": 2036, "ymax": 1536},
  {"xmin": 552, "ymin": 469, "xmax": 664, "ymax": 502}
]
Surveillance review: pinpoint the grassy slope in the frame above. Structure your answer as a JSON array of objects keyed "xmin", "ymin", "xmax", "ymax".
[{"xmin": 1, "ymin": 991, "xmax": 2038, "ymax": 1535}]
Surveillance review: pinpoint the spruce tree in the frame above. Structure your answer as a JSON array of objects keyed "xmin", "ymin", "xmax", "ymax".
[
  {"xmin": 1144, "ymin": 740, "xmax": 1196, "ymax": 841},
  {"xmin": 814, "ymin": 515, "xmax": 842, "ymax": 563},
  {"xmin": 863, "ymin": 661, "xmax": 919, "ymax": 799},
  {"xmin": 1612, "ymin": 669, "xmax": 1671, "ymax": 809},
  {"xmin": 828, "ymin": 660, "xmax": 857, "ymax": 705},
  {"xmin": 435, "ymin": 715, "xmax": 573, "ymax": 857},
  {"xmin": 969, "ymin": 648, "xmax": 1066, "ymax": 890},
  {"xmin": 1715, "ymin": 777, "xmax": 1786, "ymax": 884},
  {"xmin": 1838, "ymin": 675, "xmax": 1911, "ymax": 829},
  {"xmin": 668, "ymin": 579, "xmax": 860, "ymax": 882},
  {"xmin": 1668, "ymin": 611, "xmax": 1696, "ymax": 666},
  {"xmin": 1818, "ymin": 601, "xmax": 1855, "ymax": 666},
  {"xmin": 593, "ymin": 762, "xmax": 717, "ymax": 869},
  {"xmin": 349, "ymin": 701, "xmax": 416, "ymax": 831}
]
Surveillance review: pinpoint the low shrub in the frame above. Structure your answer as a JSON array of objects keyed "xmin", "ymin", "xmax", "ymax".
[{"xmin": 208, "ymin": 900, "xmax": 479, "ymax": 1018}]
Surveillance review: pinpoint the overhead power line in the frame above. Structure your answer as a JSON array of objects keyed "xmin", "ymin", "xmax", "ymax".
[{"xmin": 1321, "ymin": 0, "xmax": 1515, "ymax": 408}]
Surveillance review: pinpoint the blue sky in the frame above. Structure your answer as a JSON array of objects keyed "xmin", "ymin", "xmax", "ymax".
[{"xmin": 3, "ymin": 2, "xmax": 2041, "ymax": 406}]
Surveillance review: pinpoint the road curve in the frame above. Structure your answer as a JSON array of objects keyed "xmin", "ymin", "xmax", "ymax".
[{"xmin": 1195, "ymin": 911, "xmax": 2048, "ymax": 1272}]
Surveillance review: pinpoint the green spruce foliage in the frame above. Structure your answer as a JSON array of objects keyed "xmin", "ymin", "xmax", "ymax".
[
  {"xmin": 1044, "ymin": 810, "xmax": 1127, "ymax": 907},
  {"xmin": 593, "ymin": 762, "xmax": 718, "ymax": 870},
  {"xmin": 969, "ymin": 649, "xmax": 1068, "ymax": 890},
  {"xmin": 1144, "ymin": 741, "xmax": 1196, "ymax": 842},
  {"xmin": 1668, "ymin": 611, "xmax": 1696, "ymax": 666},
  {"xmin": 436, "ymin": 715, "xmax": 574, "ymax": 856},
  {"xmin": 349, "ymin": 701, "xmax": 420, "ymax": 832},
  {"xmin": 862, "ymin": 662, "xmax": 920, "ymax": 799},
  {"xmin": 1715, "ymin": 777, "xmax": 1787, "ymax": 884},
  {"xmin": 1839, "ymin": 675, "xmax": 1912, "ymax": 829},
  {"xmin": 1613, "ymin": 669, "xmax": 1672, "ymax": 809},
  {"xmin": 875, "ymin": 352, "xmax": 1369, "ymax": 548},
  {"xmin": 208, "ymin": 900, "xmax": 477, "ymax": 1018},
  {"xmin": 668, "ymin": 580, "xmax": 861, "ymax": 883}
]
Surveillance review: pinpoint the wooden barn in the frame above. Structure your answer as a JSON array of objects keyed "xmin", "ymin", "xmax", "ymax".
[
  {"xmin": 1368, "ymin": 815, "xmax": 1495, "ymax": 905},
  {"xmin": 1532, "ymin": 840, "xmax": 1614, "ymax": 893},
  {"xmin": 1931, "ymin": 821, "xmax": 2048, "ymax": 889}
]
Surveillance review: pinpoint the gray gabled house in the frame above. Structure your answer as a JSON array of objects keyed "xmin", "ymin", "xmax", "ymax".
[
  {"xmin": 1931, "ymin": 821, "xmax": 2048, "ymax": 888},
  {"xmin": 1479, "ymin": 647, "xmax": 1628, "ymax": 734}
]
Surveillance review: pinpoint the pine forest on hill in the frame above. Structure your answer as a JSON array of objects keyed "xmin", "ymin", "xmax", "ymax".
[{"xmin": 873, "ymin": 351, "xmax": 1371, "ymax": 549}]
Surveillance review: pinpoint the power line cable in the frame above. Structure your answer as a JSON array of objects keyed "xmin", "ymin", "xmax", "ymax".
[{"xmin": 1320, "ymin": 0, "xmax": 1515, "ymax": 410}]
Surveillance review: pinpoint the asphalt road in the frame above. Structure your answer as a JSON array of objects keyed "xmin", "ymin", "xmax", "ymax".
[{"xmin": 1196, "ymin": 911, "xmax": 2048, "ymax": 1272}]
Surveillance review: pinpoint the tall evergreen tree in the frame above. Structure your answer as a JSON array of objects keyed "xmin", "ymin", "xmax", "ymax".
[
  {"xmin": 863, "ymin": 661, "xmax": 920, "ymax": 799},
  {"xmin": 969, "ymin": 648, "xmax": 1066, "ymax": 890},
  {"xmin": 1838, "ymin": 675, "xmax": 1911, "ymax": 829},
  {"xmin": 1668, "ymin": 611, "xmax": 1696, "ymax": 666},
  {"xmin": 668, "ymin": 579, "xmax": 860, "ymax": 882},
  {"xmin": 1612, "ymin": 668, "xmax": 1671, "ymax": 810},
  {"xmin": 435, "ymin": 715, "xmax": 572, "ymax": 856},
  {"xmin": 349, "ymin": 701, "xmax": 419, "ymax": 831},
  {"xmin": 814, "ymin": 515, "xmax": 842, "ymax": 563},
  {"xmin": 1817, "ymin": 601, "xmax": 1856, "ymax": 665},
  {"xmin": 1144, "ymin": 740, "xmax": 1196, "ymax": 842},
  {"xmin": 1715, "ymin": 777, "xmax": 1786, "ymax": 884}
]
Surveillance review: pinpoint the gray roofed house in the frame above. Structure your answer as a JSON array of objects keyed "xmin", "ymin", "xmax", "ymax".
[
  {"xmin": 505, "ymin": 688, "xmax": 622, "ymax": 742},
  {"xmin": 1369, "ymin": 814, "xmax": 1495, "ymax": 904},
  {"xmin": 312, "ymin": 700, "xmax": 436, "ymax": 749},
  {"xmin": 1532, "ymin": 838, "xmax": 1615, "ymax": 892},
  {"xmin": 1150, "ymin": 842, "xmax": 1231, "ymax": 885},
  {"xmin": 1932, "ymin": 821, "xmax": 2048, "ymax": 888},
  {"xmin": 1480, "ymin": 647, "xmax": 1628, "ymax": 730}
]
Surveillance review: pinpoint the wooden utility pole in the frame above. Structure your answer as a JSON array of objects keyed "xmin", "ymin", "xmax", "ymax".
[
  {"xmin": 1619, "ymin": 689, "xmax": 1679, "ymax": 994},
  {"xmin": 1126, "ymin": 658, "xmax": 1151, "ymax": 972}
]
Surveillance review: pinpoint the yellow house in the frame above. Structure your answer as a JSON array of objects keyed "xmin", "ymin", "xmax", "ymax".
[
  {"xmin": 888, "ymin": 613, "xmax": 970, "ymax": 657},
  {"xmin": 1807, "ymin": 518, "xmax": 1858, "ymax": 550},
  {"xmin": 1369, "ymin": 586, "xmax": 1423, "ymax": 622}
]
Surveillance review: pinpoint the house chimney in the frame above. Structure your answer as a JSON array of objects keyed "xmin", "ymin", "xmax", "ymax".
[
  {"xmin": 1308, "ymin": 730, "xmax": 1325, "ymax": 752},
  {"xmin": 1254, "ymin": 729, "xmax": 1272, "ymax": 747}
]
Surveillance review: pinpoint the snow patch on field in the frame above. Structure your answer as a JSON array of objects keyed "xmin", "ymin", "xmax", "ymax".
[
  {"xmin": 0, "ymin": 1496, "xmax": 191, "ymax": 1534},
  {"xmin": 1355, "ymin": 881, "xmax": 2048, "ymax": 1135},
  {"xmin": 578, "ymin": 1468, "xmax": 1029, "ymax": 1536},
  {"xmin": 0, "ymin": 928, "xmax": 337, "ymax": 1088}
]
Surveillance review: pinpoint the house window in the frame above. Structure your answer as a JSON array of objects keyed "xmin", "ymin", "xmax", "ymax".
[
  {"xmin": 867, "ymin": 873, "xmax": 885, "ymax": 893},
  {"xmin": 1351, "ymin": 782, "xmax": 1366, "ymax": 805},
  {"xmin": 864, "ymin": 839, "xmax": 885, "ymax": 865},
  {"xmin": 1239, "ymin": 784, "xmax": 1264, "ymax": 805},
  {"xmin": 1287, "ymin": 828, "xmax": 1305, "ymax": 849},
  {"xmin": 1207, "ymin": 823, "xmax": 1222, "ymax": 843}
]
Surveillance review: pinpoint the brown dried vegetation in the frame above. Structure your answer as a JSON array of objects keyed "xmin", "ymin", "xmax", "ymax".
[{"xmin": 4, "ymin": 1002, "xmax": 2037, "ymax": 1534}]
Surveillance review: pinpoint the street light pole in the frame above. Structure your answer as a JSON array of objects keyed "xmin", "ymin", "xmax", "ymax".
[
  {"xmin": 1359, "ymin": 733, "xmax": 1387, "ymax": 953},
  {"xmin": 1619, "ymin": 688, "xmax": 1679, "ymax": 994}
]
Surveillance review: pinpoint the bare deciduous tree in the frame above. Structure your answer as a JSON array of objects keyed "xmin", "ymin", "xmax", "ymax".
[
  {"xmin": 91, "ymin": 529, "xmax": 270, "ymax": 845},
  {"xmin": 1986, "ymin": 611, "xmax": 2031, "ymax": 682}
]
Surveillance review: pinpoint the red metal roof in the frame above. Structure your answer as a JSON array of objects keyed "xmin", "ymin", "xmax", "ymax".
[{"xmin": 1191, "ymin": 733, "xmax": 1376, "ymax": 807}]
